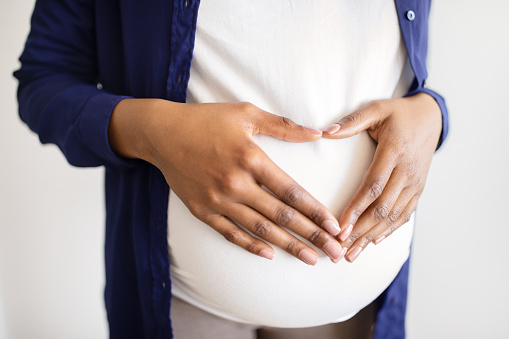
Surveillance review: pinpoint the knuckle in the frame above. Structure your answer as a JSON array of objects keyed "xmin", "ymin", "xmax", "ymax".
[
  {"xmin": 310, "ymin": 209, "xmax": 324, "ymax": 224},
  {"xmin": 284, "ymin": 239, "xmax": 298, "ymax": 254},
  {"xmin": 373, "ymin": 204, "xmax": 389, "ymax": 221},
  {"xmin": 403, "ymin": 213, "xmax": 412, "ymax": 224},
  {"xmin": 239, "ymin": 101, "xmax": 256, "ymax": 113},
  {"xmin": 339, "ymin": 111, "xmax": 360, "ymax": 126},
  {"xmin": 279, "ymin": 116, "xmax": 295, "ymax": 127},
  {"xmin": 361, "ymin": 233, "xmax": 375, "ymax": 247},
  {"xmin": 388, "ymin": 142, "xmax": 405, "ymax": 159},
  {"xmin": 275, "ymin": 206, "xmax": 295, "ymax": 227},
  {"xmin": 387, "ymin": 136, "xmax": 408, "ymax": 156},
  {"xmin": 368, "ymin": 180, "xmax": 384, "ymax": 199},
  {"xmin": 350, "ymin": 208, "xmax": 363, "ymax": 222},
  {"xmin": 237, "ymin": 148, "xmax": 262, "ymax": 170},
  {"xmin": 283, "ymin": 185, "xmax": 303, "ymax": 206},
  {"xmin": 387, "ymin": 225, "xmax": 397, "ymax": 236},
  {"xmin": 219, "ymin": 174, "xmax": 244, "ymax": 195},
  {"xmin": 252, "ymin": 220, "xmax": 271, "ymax": 237},
  {"xmin": 414, "ymin": 175, "xmax": 425, "ymax": 188},
  {"xmin": 368, "ymin": 100, "xmax": 383, "ymax": 113},
  {"xmin": 223, "ymin": 229, "xmax": 242, "ymax": 244},
  {"xmin": 187, "ymin": 201, "xmax": 204, "ymax": 218},
  {"xmin": 388, "ymin": 209, "xmax": 400, "ymax": 223},
  {"xmin": 245, "ymin": 243, "xmax": 258, "ymax": 255},
  {"xmin": 404, "ymin": 160, "xmax": 418, "ymax": 178},
  {"xmin": 308, "ymin": 230, "xmax": 324, "ymax": 245},
  {"xmin": 348, "ymin": 231, "xmax": 361, "ymax": 243},
  {"xmin": 203, "ymin": 189, "xmax": 222, "ymax": 207}
]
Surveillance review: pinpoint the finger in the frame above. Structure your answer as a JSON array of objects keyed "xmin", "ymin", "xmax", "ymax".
[
  {"xmin": 226, "ymin": 202, "xmax": 320, "ymax": 265},
  {"xmin": 322, "ymin": 101, "xmax": 387, "ymax": 139},
  {"xmin": 251, "ymin": 153, "xmax": 342, "ymax": 241},
  {"xmin": 337, "ymin": 143, "xmax": 397, "ymax": 241},
  {"xmin": 245, "ymin": 188, "xmax": 345, "ymax": 263},
  {"xmin": 207, "ymin": 214, "xmax": 275, "ymax": 260},
  {"xmin": 247, "ymin": 103, "xmax": 323, "ymax": 142},
  {"xmin": 373, "ymin": 194, "xmax": 420, "ymax": 244},
  {"xmin": 339, "ymin": 168, "xmax": 409, "ymax": 249},
  {"xmin": 344, "ymin": 193, "xmax": 419, "ymax": 263}
]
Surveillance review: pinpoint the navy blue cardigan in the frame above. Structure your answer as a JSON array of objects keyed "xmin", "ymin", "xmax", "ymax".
[{"xmin": 15, "ymin": 0, "xmax": 448, "ymax": 338}]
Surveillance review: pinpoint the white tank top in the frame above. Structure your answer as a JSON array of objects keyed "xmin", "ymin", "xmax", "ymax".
[{"xmin": 168, "ymin": 0, "xmax": 415, "ymax": 328}]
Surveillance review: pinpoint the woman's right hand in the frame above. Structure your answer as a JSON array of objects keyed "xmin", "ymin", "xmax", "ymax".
[{"xmin": 108, "ymin": 99, "xmax": 345, "ymax": 265}]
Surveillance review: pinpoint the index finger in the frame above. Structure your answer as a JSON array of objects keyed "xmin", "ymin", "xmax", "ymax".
[
  {"xmin": 251, "ymin": 154, "xmax": 341, "ymax": 237},
  {"xmin": 337, "ymin": 143, "xmax": 396, "ymax": 240}
]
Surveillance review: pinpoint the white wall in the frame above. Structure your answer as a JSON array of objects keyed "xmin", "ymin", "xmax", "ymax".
[
  {"xmin": 0, "ymin": 280, "xmax": 7, "ymax": 339},
  {"xmin": 0, "ymin": 1, "xmax": 507, "ymax": 338},
  {"xmin": 406, "ymin": 1, "xmax": 509, "ymax": 338},
  {"xmin": 0, "ymin": 1, "xmax": 108, "ymax": 338}
]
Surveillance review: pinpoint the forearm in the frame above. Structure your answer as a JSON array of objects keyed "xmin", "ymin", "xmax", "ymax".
[
  {"xmin": 16, "ymin": 71, "xmax": 133, "ymax": 167},
  {"xmin": 14, "ymin": 0, "xmax": 134, "ymax": 168}
]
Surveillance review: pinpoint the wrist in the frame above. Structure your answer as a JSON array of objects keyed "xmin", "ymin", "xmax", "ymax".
[
  {"xmin": 108, "ymin": 98, "xmax": 171, "ymax": 163},
  {"xmin": 408, "ymin": 92, "xmax": 442, "ymax": 145}
]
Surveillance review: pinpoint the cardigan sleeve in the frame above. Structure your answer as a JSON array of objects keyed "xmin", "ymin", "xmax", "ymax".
[
  {"xmin": 14, "ymin": 0, "xmax": 135, "ymax": 168},
  {"xmin": 395, "ymin": 0, "xmax": 449, "ymax": 151}
]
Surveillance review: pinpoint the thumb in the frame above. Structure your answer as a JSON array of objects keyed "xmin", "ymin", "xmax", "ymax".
[
  {"xmin": 253, "ymin": 110, "xmax": 323, "ymax": 143},
  {"xmin": 322, "ymin": 102, "xmax": 386, "ymax": 139}
]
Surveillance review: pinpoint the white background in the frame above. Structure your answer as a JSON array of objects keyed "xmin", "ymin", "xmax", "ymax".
[{"xmin": 1, "ymin": 1, "xmax": 508, "ymax": 338}]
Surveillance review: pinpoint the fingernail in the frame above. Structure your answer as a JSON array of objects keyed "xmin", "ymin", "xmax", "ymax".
[
  {"xmin": 374, "ymin": 235, "xmax": 386, "ymax": 245},
  {"xmin": 260, "ymin": 249, "xmax": 275, "ymax": 260},
  {"xmin": 299, "ymin": 249, "xmax": 319, "ymax": 266},
  {"xmin": 341, "ymin": 247, "xmax": 348, "ymax": 258},
  {"xmin": 323, "ymin": 241, "xmax": 342, "ymax": 263},
  {"xmin": 346, "ymin": 246, "xmax": 363, "ymax": 262},
  {"xmin": 303, "ymin": 126, "xmax": 323, "ymax": 135},
  {"xmin": 339, "ymin": 224, "xmax": 353, "ymax": 242},
  {"xmin": 322, "ymin": 220, "xmax": 341, "ymax": 236},
  {"xmin": 324, "ymin": 124, "xmax": 340, "ymax": 134}
]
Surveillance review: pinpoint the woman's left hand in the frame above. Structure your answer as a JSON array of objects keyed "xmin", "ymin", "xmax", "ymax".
[{"xmin": 322, "ymin": 92, "xmax": 442, "ymax": 262}]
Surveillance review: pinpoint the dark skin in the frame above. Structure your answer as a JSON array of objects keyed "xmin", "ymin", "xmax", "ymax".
[
  {"xmin": 322, "ymin": 93, "xmax": 442, "ymax": 262},
  {"xmin": 108, "ymin": 92, "xmax": 441, "ymax": 265}
]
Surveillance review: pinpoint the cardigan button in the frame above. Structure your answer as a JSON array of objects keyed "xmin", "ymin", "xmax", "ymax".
[{"xmin": 406, "ymin": 10, "xmax": 416, "ymax": 21}]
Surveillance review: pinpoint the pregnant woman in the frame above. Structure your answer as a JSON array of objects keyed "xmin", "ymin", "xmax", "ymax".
[{"xmin": 15, "ymin": 0, "xmax": 448, "ymax": 338}]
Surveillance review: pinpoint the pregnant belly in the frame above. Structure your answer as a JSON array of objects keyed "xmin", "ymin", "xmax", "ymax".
[{"xmin": 168, "ymin": 132, "xmax": 414, "ymax": 328}]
